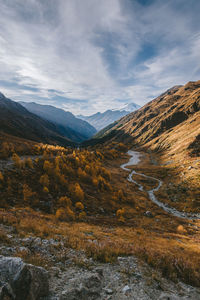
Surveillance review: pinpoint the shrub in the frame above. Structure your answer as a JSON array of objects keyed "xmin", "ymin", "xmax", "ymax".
[
  {"xmin": 12, "ymin": 153, "xmax": 22, "ymax": 168},
  {"xmin": 43, "ymin": 186, "xmax": 49, "ymax": 193},
  {"xmin": 25, "ymin": 158, "xmax": 33, "ymax": 169},
  {"xmin": 75, "ymin": 201, "xmax": 84, "ymax": 211},
  {"xmin": 55, "ymin": 206, "xmax": 75, "ymax": 221},
  {"xmin": 40, "ymin": 174, "xmax": 50, "ymax": 187},
  {"xmin": 59, "ymin": 196, "xmax": 72, "ymax": 207},
  {"xmin": 0, "ymin": 172, "xmax": 4, "ymax": 182},
  {"xmin": 23, "ymin": 184, "xmax": 35, "ymax": 203},
  {"xmin": 78, "ymin": 211, "xmax": 86, "ymax": 220}
]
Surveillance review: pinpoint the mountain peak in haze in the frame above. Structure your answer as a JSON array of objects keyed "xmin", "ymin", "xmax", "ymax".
[
  {"xmin": 20, "ymin": 101, "xmax": 96, "ymax": 142},
  {"xmin": 78, "ymin": 102, "xmax": 140, "ymax": 131}
]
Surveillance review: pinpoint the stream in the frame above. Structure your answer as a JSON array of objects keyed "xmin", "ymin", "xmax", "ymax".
[{"xmin": 121, "ymin": 150, "xmax": 200, "ymax": 220}]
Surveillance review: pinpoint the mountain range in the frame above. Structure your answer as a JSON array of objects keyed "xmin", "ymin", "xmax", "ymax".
[
  {"xmin": 0, "ymin": 93, "xmax": 96, "ymax": 145},
  {"xmin": 94, "ymin": 81, "xmax": 200, "ymax": 160},
  {"xmin": 0, "ymin": 92, "xmax": 75, "ymax": 146},
  {"xmin": 77, "ymin": 102, "xmax": 140, "ymax": 131}
]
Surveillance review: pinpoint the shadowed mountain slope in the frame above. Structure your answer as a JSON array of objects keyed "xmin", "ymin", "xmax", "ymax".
[
  {"xmin": 20, "ymin": 102, "xmax": 96, "ymax": 142},
  {"xmin": 0, "ymin": 92, "xmax": 75, "ymax": 146}
]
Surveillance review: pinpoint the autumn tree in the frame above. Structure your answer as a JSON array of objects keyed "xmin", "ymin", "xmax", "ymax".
[
  {"xmin": 55, "ymin": 206, "xmax": 75, "ymax": 221},
  {"xmin": 39, "ymin": 174, "xmax": 50, "ymax": 187},
  {"xmin": 59, "ymin": 196, "xmax": 72, "ymax": 207},
  {"xmin": 23, "ymin": 184, "xmax": 35, "ymax": 203},
  {"xmin": 116, "ymin": 208, "xmax": 125, "ymax": 222},
  {"xmin": 75, "ymin": 201, "xmax": 84, "ymax": 211},
  {"xmin": 12, "ymin": 153, "xmax": 22, "ymax": 168},
  {"xmin": 0, "ymin": 171, "xmax": 4, "ymax": 182},
  {"xmin": 74, "ymin": 183, "xmax": 84, "ymax": 201},
  {"xmin": 25, "ymin": 158, "xmax": 33, "ymax": 169}
]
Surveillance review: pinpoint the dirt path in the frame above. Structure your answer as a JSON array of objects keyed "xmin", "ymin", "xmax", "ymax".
[
  {"xmin": 0, "ymin": 155, "xmax": 43, "ymax": 171},
  {"xmin": 121, "ymin": 150, "xmax": 200, "ymax": 220}
]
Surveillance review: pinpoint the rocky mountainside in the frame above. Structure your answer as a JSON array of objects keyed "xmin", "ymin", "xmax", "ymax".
[
  {"xmin": 95, "ymin": 81, "xmax": 200, "ymax": 161},
  {"xmin": 78, "ymin": 102, "xmax": 140, "ymax": 131},
  {"xmin": 0, "ymin": 92, "xmax": 75, "ymax": 146},
  {"xmin": 20, "ymin": 101, "xmax": 96, "ymax": 142}
]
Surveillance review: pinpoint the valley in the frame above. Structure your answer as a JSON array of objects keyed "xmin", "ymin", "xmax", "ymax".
[{"xmin": 0, "ymin": 81, "xmax": 200, "ymax": 299}]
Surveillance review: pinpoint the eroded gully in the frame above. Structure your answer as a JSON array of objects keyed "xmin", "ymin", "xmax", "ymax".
[{"xmin": 121, "ymin": 150, "xmax": 200, "ymax": 220}]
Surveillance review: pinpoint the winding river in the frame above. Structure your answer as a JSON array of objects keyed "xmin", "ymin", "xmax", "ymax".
[{"xmin": 121, "ymin": 150, "xmax": 200, "ymax": 220}]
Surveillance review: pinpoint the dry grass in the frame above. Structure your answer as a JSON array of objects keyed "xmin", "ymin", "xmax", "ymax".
[{"xmin": 1, "ymin": 207, "xmax": 200, "ymax": 287}]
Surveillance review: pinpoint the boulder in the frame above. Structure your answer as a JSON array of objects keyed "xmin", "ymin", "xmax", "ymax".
[
  {"xmin": 60, "ymin": 272, "xmax": 102, "ymax": 300},
  {"xmin": 0, "ymin": 255, "xmax": 49, "ymax": 300}
]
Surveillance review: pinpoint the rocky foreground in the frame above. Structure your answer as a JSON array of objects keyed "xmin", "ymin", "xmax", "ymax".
[{"xmin": 1, "ymin": 223, "xmax": 200, "ymax": 300}]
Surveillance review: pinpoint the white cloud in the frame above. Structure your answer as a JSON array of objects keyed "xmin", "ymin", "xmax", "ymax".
[{"xmin": 0, "ymin": 0, "xmax": 199, "ymax": 114}]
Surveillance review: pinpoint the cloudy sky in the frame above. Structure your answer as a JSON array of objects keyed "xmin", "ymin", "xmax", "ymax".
[{"xmin": 0, "ymin": 0, "xmax": 200, "ymax": 115}]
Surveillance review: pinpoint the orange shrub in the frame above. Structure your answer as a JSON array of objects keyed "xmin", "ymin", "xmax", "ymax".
[
  {"xmin": 39, "ymin": 174, "xmax": 49, "ymax": 187},
  {"xmin": 55, "ymin": 206, "xmax": 75, "ymax": 221},
  {"xmin": 0, "ymin": 172, "xmax": 4, "ymax": 182},
  {"xmin": 25, "ymin": 158, "xmax": 33, "ymax": 169},
  {"xmin": 59, "ymin": 196, "xmax": 72, "ymax": 207},
  {"xmin": 75, "ymin": 201, "xmax": 84, "ymax": 211}
]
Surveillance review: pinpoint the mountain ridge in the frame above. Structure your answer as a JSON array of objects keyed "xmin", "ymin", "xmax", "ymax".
[
  {"xmin": 78, "ymin": 102, "xmax": 140, "ymax": 131},
  {"xmin": 20, "ymin": 101, "xmax": 96, "ymax": 142},
  {"xmin": 0, "ymin": 92, "xmax": 75, "ymax": 146},
  {"xmin": 92, "ymin": 81, "xmax": 200, "ymax": 162}
]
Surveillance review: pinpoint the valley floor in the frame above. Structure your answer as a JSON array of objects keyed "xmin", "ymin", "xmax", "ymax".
[{"xmin": 0, "ymin": 147, "xmax": 200, "ymax": 299}]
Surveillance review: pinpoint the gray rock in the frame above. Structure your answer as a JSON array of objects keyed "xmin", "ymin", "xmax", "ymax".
[
  {"xmin": 60, "ymin": 273, "xmax": 102, "ymax": 300},
  {"xmin": 104, "ymin": 288, "xmax": 113, "ymax": 295},
  {"xmin": 0, "ymin": 255, "xmax": 49, "ymax": 300},
  {"xmin": 144, "ymin": 211, "xmax": 153, "ymax": 218},
  {"xmin": 158, "ymin": 292, "xmax": 183, "ymax": 299},
  {"xmin": 122, "ymin": 285, "xmax": 131, "ymax": 293}
]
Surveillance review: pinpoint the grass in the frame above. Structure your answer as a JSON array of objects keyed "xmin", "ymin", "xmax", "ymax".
[{"xmin": 1, "ymin": 207, "xmax": 200, "ymax": 287}]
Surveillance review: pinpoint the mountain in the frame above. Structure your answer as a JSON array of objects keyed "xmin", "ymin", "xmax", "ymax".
[
  {"xmin": 20, "ymin": 102, "xmax": 96, "ymax": 142},
  {"xmin": 93, "ymin": 81, "xmax": 200, "ymax": 160},
  {"xmin": 78, "ymin": 102, "xmax": 140, "ymax": 131},
  {"xmin": 0, "ymin": 92, "xmax": 75, "ymax": 146}
]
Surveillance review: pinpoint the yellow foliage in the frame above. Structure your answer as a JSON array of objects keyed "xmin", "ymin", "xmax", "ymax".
[
  {"xmin": 92, "ymin": 177, "xmax": 98, "ymax": 187},
  {"xmin": 12, "ymin": 153, "xmax": 22, "ymax": 168},
  {"xmin": 74, "ymin": 183, "xmax": 84, "ymax": 201},
  {"xmin": 75, "ymin": 201, "xmax": 84, "ymax": 211},
  {"xmin": 59, "ymin": 196, "xmax": 72, "ymax": 207},
  {"xmin": 0, "ymin": 172, "xmax": 4, "ymax": 181},
  {"xmin": 55, "ymin": 206, "xmax": 75, "ymax": 221},
  {"xmin": 43, "ymin": 160, "xmax": 53, "ymax": 173},
  {"xmin": 78, "ymin": 211, "xmax": 86, "ymax": 220},
  {"xmin": 43, "ymin": 186, "xmax": 49, "ymax": 193},
  {"xmin": 25, "ymin": 158, "xmax": 33, "ymax": 169},
  {"xmin": 40, "ymin": 174, "xmax": 49, "ymax": 187},
  {"xmin": 23, "ymin": 184, "xmax": 34, "ymax": 202},
  {"xmin": 177, "ymin": 225, "xmax": 187, "ymax": 234},
  {"xmin": 116, "ymin": 208, "xmax": 125, "ymax": 218}
]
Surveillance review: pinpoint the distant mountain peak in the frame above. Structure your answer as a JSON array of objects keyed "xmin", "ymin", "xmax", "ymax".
[
  {"xmin": 20, "ymin": 101, "xmax": 96, "ymax": 142},
  {"xmin": 78, "ymin": 102, "xmax": 140, "ymax": 131}
]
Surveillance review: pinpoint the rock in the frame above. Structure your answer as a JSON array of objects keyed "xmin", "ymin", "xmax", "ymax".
[
  {"xmin": 144, "ymin": 211, "xmax": 153, "ymax": 218},
  {"xmin": 122, "ymin": 285, "xmax": 131, "ymax": 293},
  {"xmin": 60, "ymin": 273, "xmax": 102, "ymax": 300},
  {"xmin": 104, "ymin": 288, "xmax": 113, "ymax": 295},
  {"xmin": 158, "ymin": 292, "xmax": 182, "ymax": 299},
  {"xmin": 0, "ymin": 255, "xmax": 49, "ymax": 300},
  {"xmin": 21, "ymin": 236, "xmax": 34, "ymax": 246},
  {"xmin": 0, "ymin": 283, "xmax": 15, "ymax": 300}
]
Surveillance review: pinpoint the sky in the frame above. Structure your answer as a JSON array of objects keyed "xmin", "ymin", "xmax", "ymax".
[{"xmin": 0, "ymin": 0, "xmax": 200, "ymax": 115}]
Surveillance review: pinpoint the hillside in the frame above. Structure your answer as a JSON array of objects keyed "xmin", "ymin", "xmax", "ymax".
[
  {"xmin": 78, "ymin": 102, "xmax": 140, "ymax": 131},
  {"xmin": 96, "ymin": 81, "xmax": 200, "ymax": 162},
  {"xmin": 20, "ymin": 102, "xmax": 96, "ymax": 142},
  {"xmin": 0, "ymin": 92, "xmax": 74, "ymax": 146}
]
